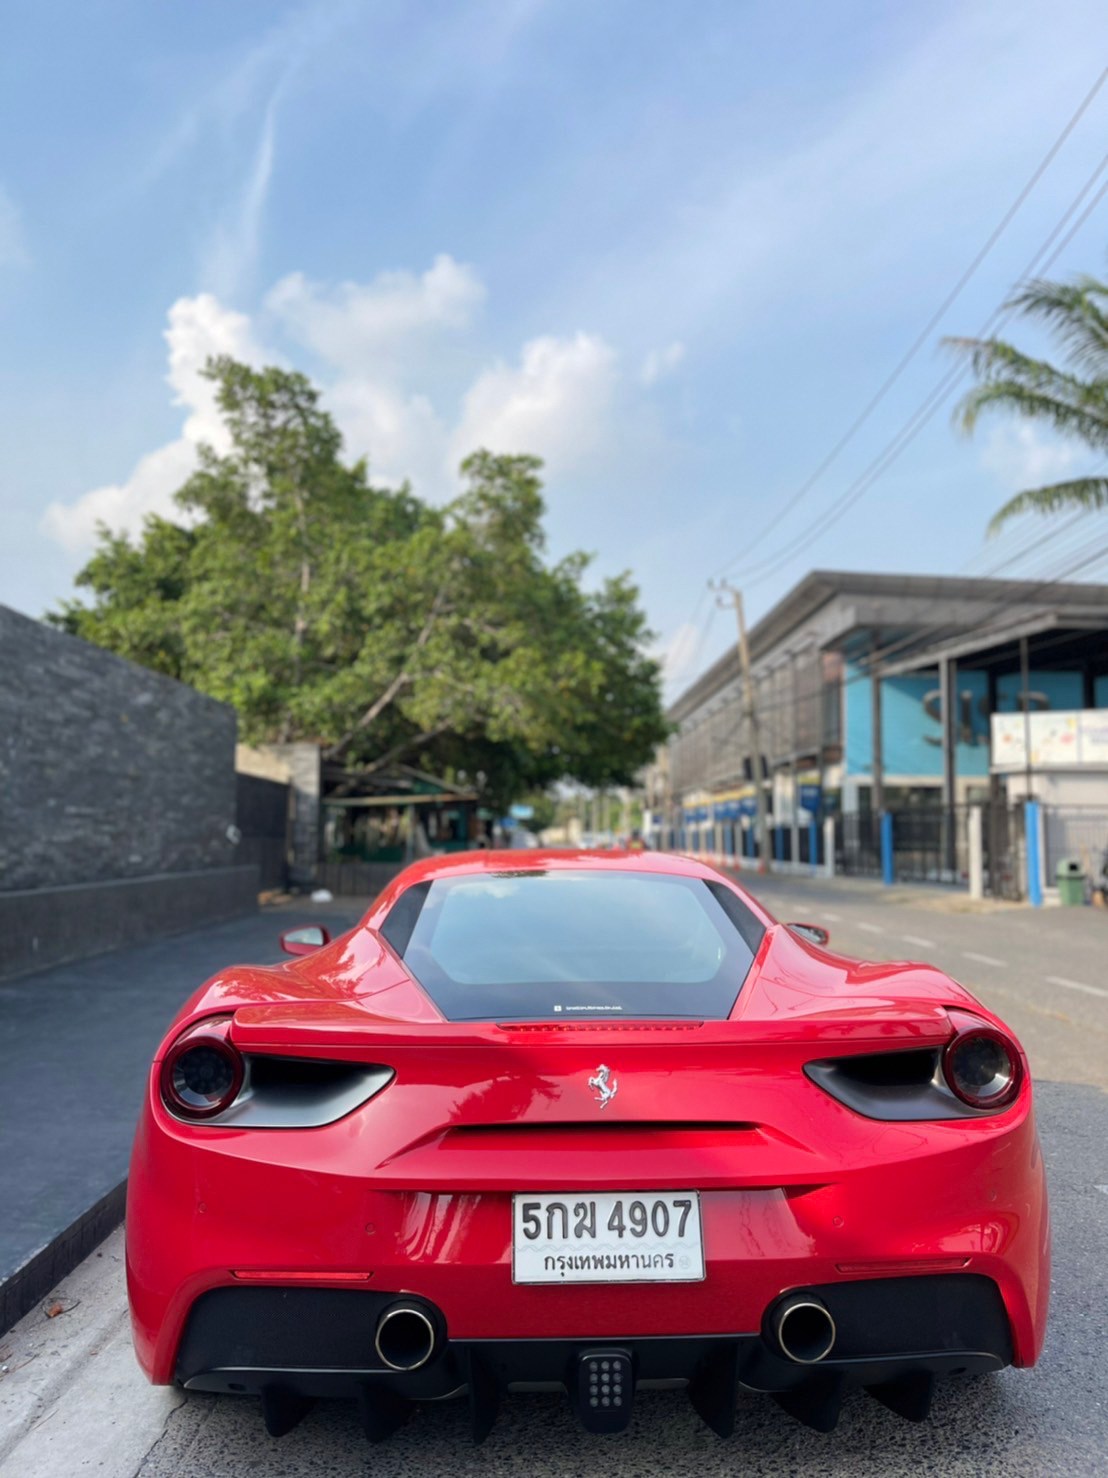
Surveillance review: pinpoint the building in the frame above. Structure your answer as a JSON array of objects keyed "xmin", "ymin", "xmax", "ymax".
[{"xmin": 650, "ymin": 570, "xmax": 1108, "ymax": 872}]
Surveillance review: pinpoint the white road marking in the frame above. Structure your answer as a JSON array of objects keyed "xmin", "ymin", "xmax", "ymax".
[
  {"xmin": 902, "ymin": 934, "xmax": 936, "ymax": 949},
  {"xmin": 857, "ymin": 922, "xmax": 884, "ymax": 934},
  {"xmin": 820, "ymin": 911, "xmax": 842, "ymax": 923},
  {"xmin": 1046, "ymin": 974, "xmax": 1108, "ymax": 1000},
  {"xmin": 962, "ymin": 951, "xmax": 1005, "ymax": 968}
]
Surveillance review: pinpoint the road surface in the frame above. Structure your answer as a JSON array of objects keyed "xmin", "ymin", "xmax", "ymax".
[{"xmin": 1, "ymin": 873, "xmax": 1104, "ymax": 1476}]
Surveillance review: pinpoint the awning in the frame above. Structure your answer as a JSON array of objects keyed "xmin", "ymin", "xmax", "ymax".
[
  {"xmin": 323, "ymin": 792, "xmax": 476, "ymax": 809},
  {"xmin": 877, "ymin": 611, "xmax": 1107, "ymax": 678}
]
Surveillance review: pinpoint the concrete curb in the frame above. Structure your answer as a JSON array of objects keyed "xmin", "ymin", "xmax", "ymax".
[{"xmin": 0, "ymin": 1181, "xmax": 126, "ymax": 1338}]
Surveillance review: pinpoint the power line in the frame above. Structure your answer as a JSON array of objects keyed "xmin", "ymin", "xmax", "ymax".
[
  {"xmin": 719, "ymin": 156, "xmax": 1108, "ymax": 589},
  {"xmin": 690, "ymin": 507, "xmax": 1108, "ymax": 749},
  {"xmin": 851, "ymin": 461, "xmax": 1108, "ymax": 676},
  {"xmin": 846, "ymin": 507, "xmax": 1102, "ymax": 676},
  {"xmin": 694, "ymin": 532, "xmax": 1108, "ymax": 754},
  {"xmin": 708, "ymin": 64, "xmax": 1108, "ymax": 580}
]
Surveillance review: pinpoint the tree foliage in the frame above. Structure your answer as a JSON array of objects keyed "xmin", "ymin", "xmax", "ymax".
[
  {"xmin": 947, "ymin": 273, "xmax": 1108, "ymax": 531},
  {"xmin": 50, "ymin": 358, "xmax": 668, "ymax": 805}
]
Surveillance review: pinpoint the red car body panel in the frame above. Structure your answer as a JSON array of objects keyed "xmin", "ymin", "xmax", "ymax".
[{"xmin": 126, "ymin": 850, "xmax": 1050, "ymax": 1393}]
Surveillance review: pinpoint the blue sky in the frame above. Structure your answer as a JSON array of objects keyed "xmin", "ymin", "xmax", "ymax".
[{"xmin": 3, "ymin": 0, "xmax": 1108, "ymax": 695}]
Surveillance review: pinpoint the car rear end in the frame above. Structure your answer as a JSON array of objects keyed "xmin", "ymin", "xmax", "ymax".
[{"xmin": 126, "ymin": 857, "xmax": 1049, "ymax": 1437}]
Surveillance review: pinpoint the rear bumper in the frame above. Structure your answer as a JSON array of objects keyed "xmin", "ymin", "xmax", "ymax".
[
  {"xmin": 127, "ymin": 1089, "xmax": 1050, "ymax": 1387},
  {"xmin": 175, "ymin": 1273, "xmax": 1013, "ymax": 1399}
]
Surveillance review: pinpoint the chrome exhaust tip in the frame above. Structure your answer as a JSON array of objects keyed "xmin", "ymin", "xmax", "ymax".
[
  {"xmin": 374, "ymin": 1303, "xmax": 437, "ymax": 1372},
  {"xmin": 770, "ymin": 1294, "xmax": 837, "ymax": 1364}
]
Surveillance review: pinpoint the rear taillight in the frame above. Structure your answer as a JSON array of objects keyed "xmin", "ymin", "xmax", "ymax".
[
  {"xmin": 160, "ymin": 1018, "xmax": 244, "ymax": 1120},
  {"xmin": 942, "ymin": 1024, "xmax": 1022, "ymax": 1110}
]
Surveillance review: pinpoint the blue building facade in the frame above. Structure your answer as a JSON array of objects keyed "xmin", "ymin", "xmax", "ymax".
[{"xmin": 662, "ymin": 571, "xmax": 1108, "ymax": 839}]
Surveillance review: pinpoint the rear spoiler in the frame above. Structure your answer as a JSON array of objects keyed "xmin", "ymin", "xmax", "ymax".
[{"xmin": 228, "ymin": 999, "xmax": 954, "ymax": 1052}]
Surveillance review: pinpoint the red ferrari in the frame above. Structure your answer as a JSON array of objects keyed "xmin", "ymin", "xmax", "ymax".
[{"xmin": 126, "ymin": 850, "xmax": 1049, "ymax": 1441}]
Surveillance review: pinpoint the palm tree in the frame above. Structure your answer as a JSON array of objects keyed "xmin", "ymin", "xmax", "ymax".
[{"xmin": 947, "ymin": 274, "xmax": 1108, "ymax": 531}]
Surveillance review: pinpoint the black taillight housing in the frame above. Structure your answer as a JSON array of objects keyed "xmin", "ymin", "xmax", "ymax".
[
  {"xmin": 806, "ymin": 1011, "xmax": 1025, "ymax": 1120},
  {"xmin": 942, "ymin": 1023, "xmax": 1022, "ymax": 1110},
  {"xmin": 161, "ymin": 1018, "xmax": 245, "ymax": 1120}
]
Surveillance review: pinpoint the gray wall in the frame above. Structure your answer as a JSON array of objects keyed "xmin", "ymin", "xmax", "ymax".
[
  {"xmin": 0, "ymin": 866, "xmax": 260, "ymax": 980},
  {"xmin": 1, "ymin": 605, "xmax": 236, "ymax": 890},
  {"xmin": 0, "ymin": 605, "xmax": 256, "ymax": 976}
]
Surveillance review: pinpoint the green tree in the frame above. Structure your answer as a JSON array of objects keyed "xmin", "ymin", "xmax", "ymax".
[
  {"xmin": 948, "ymin": 274, "xmax": 1108, "ymax": 530},
  {"xmin": 50, "ymin": 359, "xmax": 668, "ymax": 803}
]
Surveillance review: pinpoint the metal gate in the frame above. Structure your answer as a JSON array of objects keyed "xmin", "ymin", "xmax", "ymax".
[
  {"xmin": 891, "ymin": 807, "xmax": 965, "ymax": 885},
  {"xmin": 984, "ymin": 801, "xmax": 1024, "ymax": 901},
  {"xmin": 235, "ymin": 773, "xmax": 291, "ymax": 892},
  {"xmin": 835, "ymin": 813, "xmax": 881, "ymax": 878}
]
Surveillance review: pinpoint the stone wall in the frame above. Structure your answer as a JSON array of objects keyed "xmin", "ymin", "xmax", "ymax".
[
  {"xmin": 0, "ymin": 866, "xmax": 260, "ymax": 980},
  {"xmin": 1, "ymin": 605, "xmax": 237, "ymax": 889},
  {"xmin": 0, "ymin": 605, "xmax": 256, "ymax": 976}
]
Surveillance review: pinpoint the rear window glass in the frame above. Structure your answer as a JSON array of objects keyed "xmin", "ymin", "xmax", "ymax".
[{"xmin": 381, "ymin": 869, "xmax": 763, "ymax": 1021}]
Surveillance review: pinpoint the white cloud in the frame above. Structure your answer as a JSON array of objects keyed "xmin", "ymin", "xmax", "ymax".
[
  {"xmin": 41, "ymin": 294, "xmax": 267, "ymax": 552},
  {"xmin": 165, "ymin": 293, "xmax": 269, "ymax": 447},
  {"xmin": 199, "ymin": 99, "xmax": 278, "ymax": 299},
  {"xmin": 450, "ymin": 332, "xmax": 618, "ymax": 473},
  {"xmin": 327, "ymin": 376, "xmax": 449, "ymax": 494},
  {"xmin": 41, "ymin": 439, "xmax": 199, "ymax": 554},
  {"xmin": 267, "ymin": 254, "xmax": 485, "ymax": 370},
  {"xmin": 131, "ymin": 0, "xmax": 356, "ymax": 194},
  {"xmin": 655, "ymin": 620, "xmax": 706, "ymax": 693},
  {"xmin": 640, "ymin": 341, "xmax": 685, "ymax": 386},
  {"xmin": 44, "ymin": 264, "xmax": 637, "ymax": 555},
  {"xmin": 0, "ymin": 184, "xmax": 28, "ymax": 268},
  {"xmin": 980, "ymin": 422, "xmax": 1083, "ymax": 489},
  {"xmin": 266, "ymin": 253, "xmax": 487, "ymax": 493}
]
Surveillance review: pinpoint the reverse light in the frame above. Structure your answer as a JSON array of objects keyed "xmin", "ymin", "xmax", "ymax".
[
  {"xmin": 942, "ymin": 1025, "xmax": 1022, "ymax": 1110},
  {"xmin": 161, "ymin": 1019, "xmax": 244, "ymax": 1120}
]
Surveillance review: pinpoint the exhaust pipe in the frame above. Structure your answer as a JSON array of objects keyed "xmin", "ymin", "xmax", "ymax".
[
  {"xmin": 374, "ymin": 1302, "xmax": 437, "ymax": 1372},
  {"xmin": 769, "ymin": 1294, "xmax": 836, "ymax": 1365}
]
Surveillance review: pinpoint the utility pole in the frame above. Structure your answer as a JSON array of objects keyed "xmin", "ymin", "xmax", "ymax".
[{"xmin": 710, "ymin": 580, "xmax": 770, "ymax": 872}]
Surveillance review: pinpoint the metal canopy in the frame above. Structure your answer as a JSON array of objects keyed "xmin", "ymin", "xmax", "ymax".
[
  {"xmin": 324, "ymin": 792, "xmax": 476, "ymax": 809},
  {"xmin": 876, "ymin": 611, "xmax": 1107, "ymax": 677}
]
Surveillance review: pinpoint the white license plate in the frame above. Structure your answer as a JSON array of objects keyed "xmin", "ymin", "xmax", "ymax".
[{"xmin": 512, "ymin": 1192, "xmax": 704, "ymax": 1284}]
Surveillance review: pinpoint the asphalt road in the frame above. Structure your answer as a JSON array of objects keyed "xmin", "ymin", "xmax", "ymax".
[{"xmin": 1, "ymin": 873, "xmax": 1105, "ymax": 1475}]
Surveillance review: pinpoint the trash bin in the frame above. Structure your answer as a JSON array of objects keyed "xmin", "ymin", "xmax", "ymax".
[{"xmin": 1056, "ymin": 857, "xmax": 1086, "ymax": 906}]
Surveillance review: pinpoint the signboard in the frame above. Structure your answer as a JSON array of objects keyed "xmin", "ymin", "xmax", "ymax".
[
  {"xmin": 1030, "ymin": 711, "xmax": 1079, "ymax": 767},
  {"xmin": 991, "ymin": 713, "xmax": 1027, "ymax": 769},
  {"xmin": 991, "ymin": 709, "xmax": 1108, "ymax": 771},
  {"xmin": 797, "ymin": 768, "xmax": 821, "ymax": 815},
  {"xmin": 509, "ymin": 803, "xmax": 535, "ymax": 820},
  {"xmin": 1079, "ymin": 711, "xmax": 1108, "ymax": 765}
]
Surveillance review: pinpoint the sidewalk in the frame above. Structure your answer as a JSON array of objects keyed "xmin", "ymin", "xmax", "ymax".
[
  {"xmin": 0, "ymin": 898, "xmax": 362, "ymax": 1334},
  {"xmin": 715, "ymin": 863, "xmax": 1020, "ymax": 915}
]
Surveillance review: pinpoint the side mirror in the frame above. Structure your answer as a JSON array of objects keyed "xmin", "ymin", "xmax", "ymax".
[
  {"xmin": 788, "ymin": 922, "xmax": 830, "ymax": 947},
  {"xmin": 279, "ymin": 924, "xmax": 331, "ymax": 956}
]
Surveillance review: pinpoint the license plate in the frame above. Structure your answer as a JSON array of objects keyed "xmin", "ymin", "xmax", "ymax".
[{"xmin": 512, "ymin": 1192, "xmax": 704, "ymax": 1283}]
